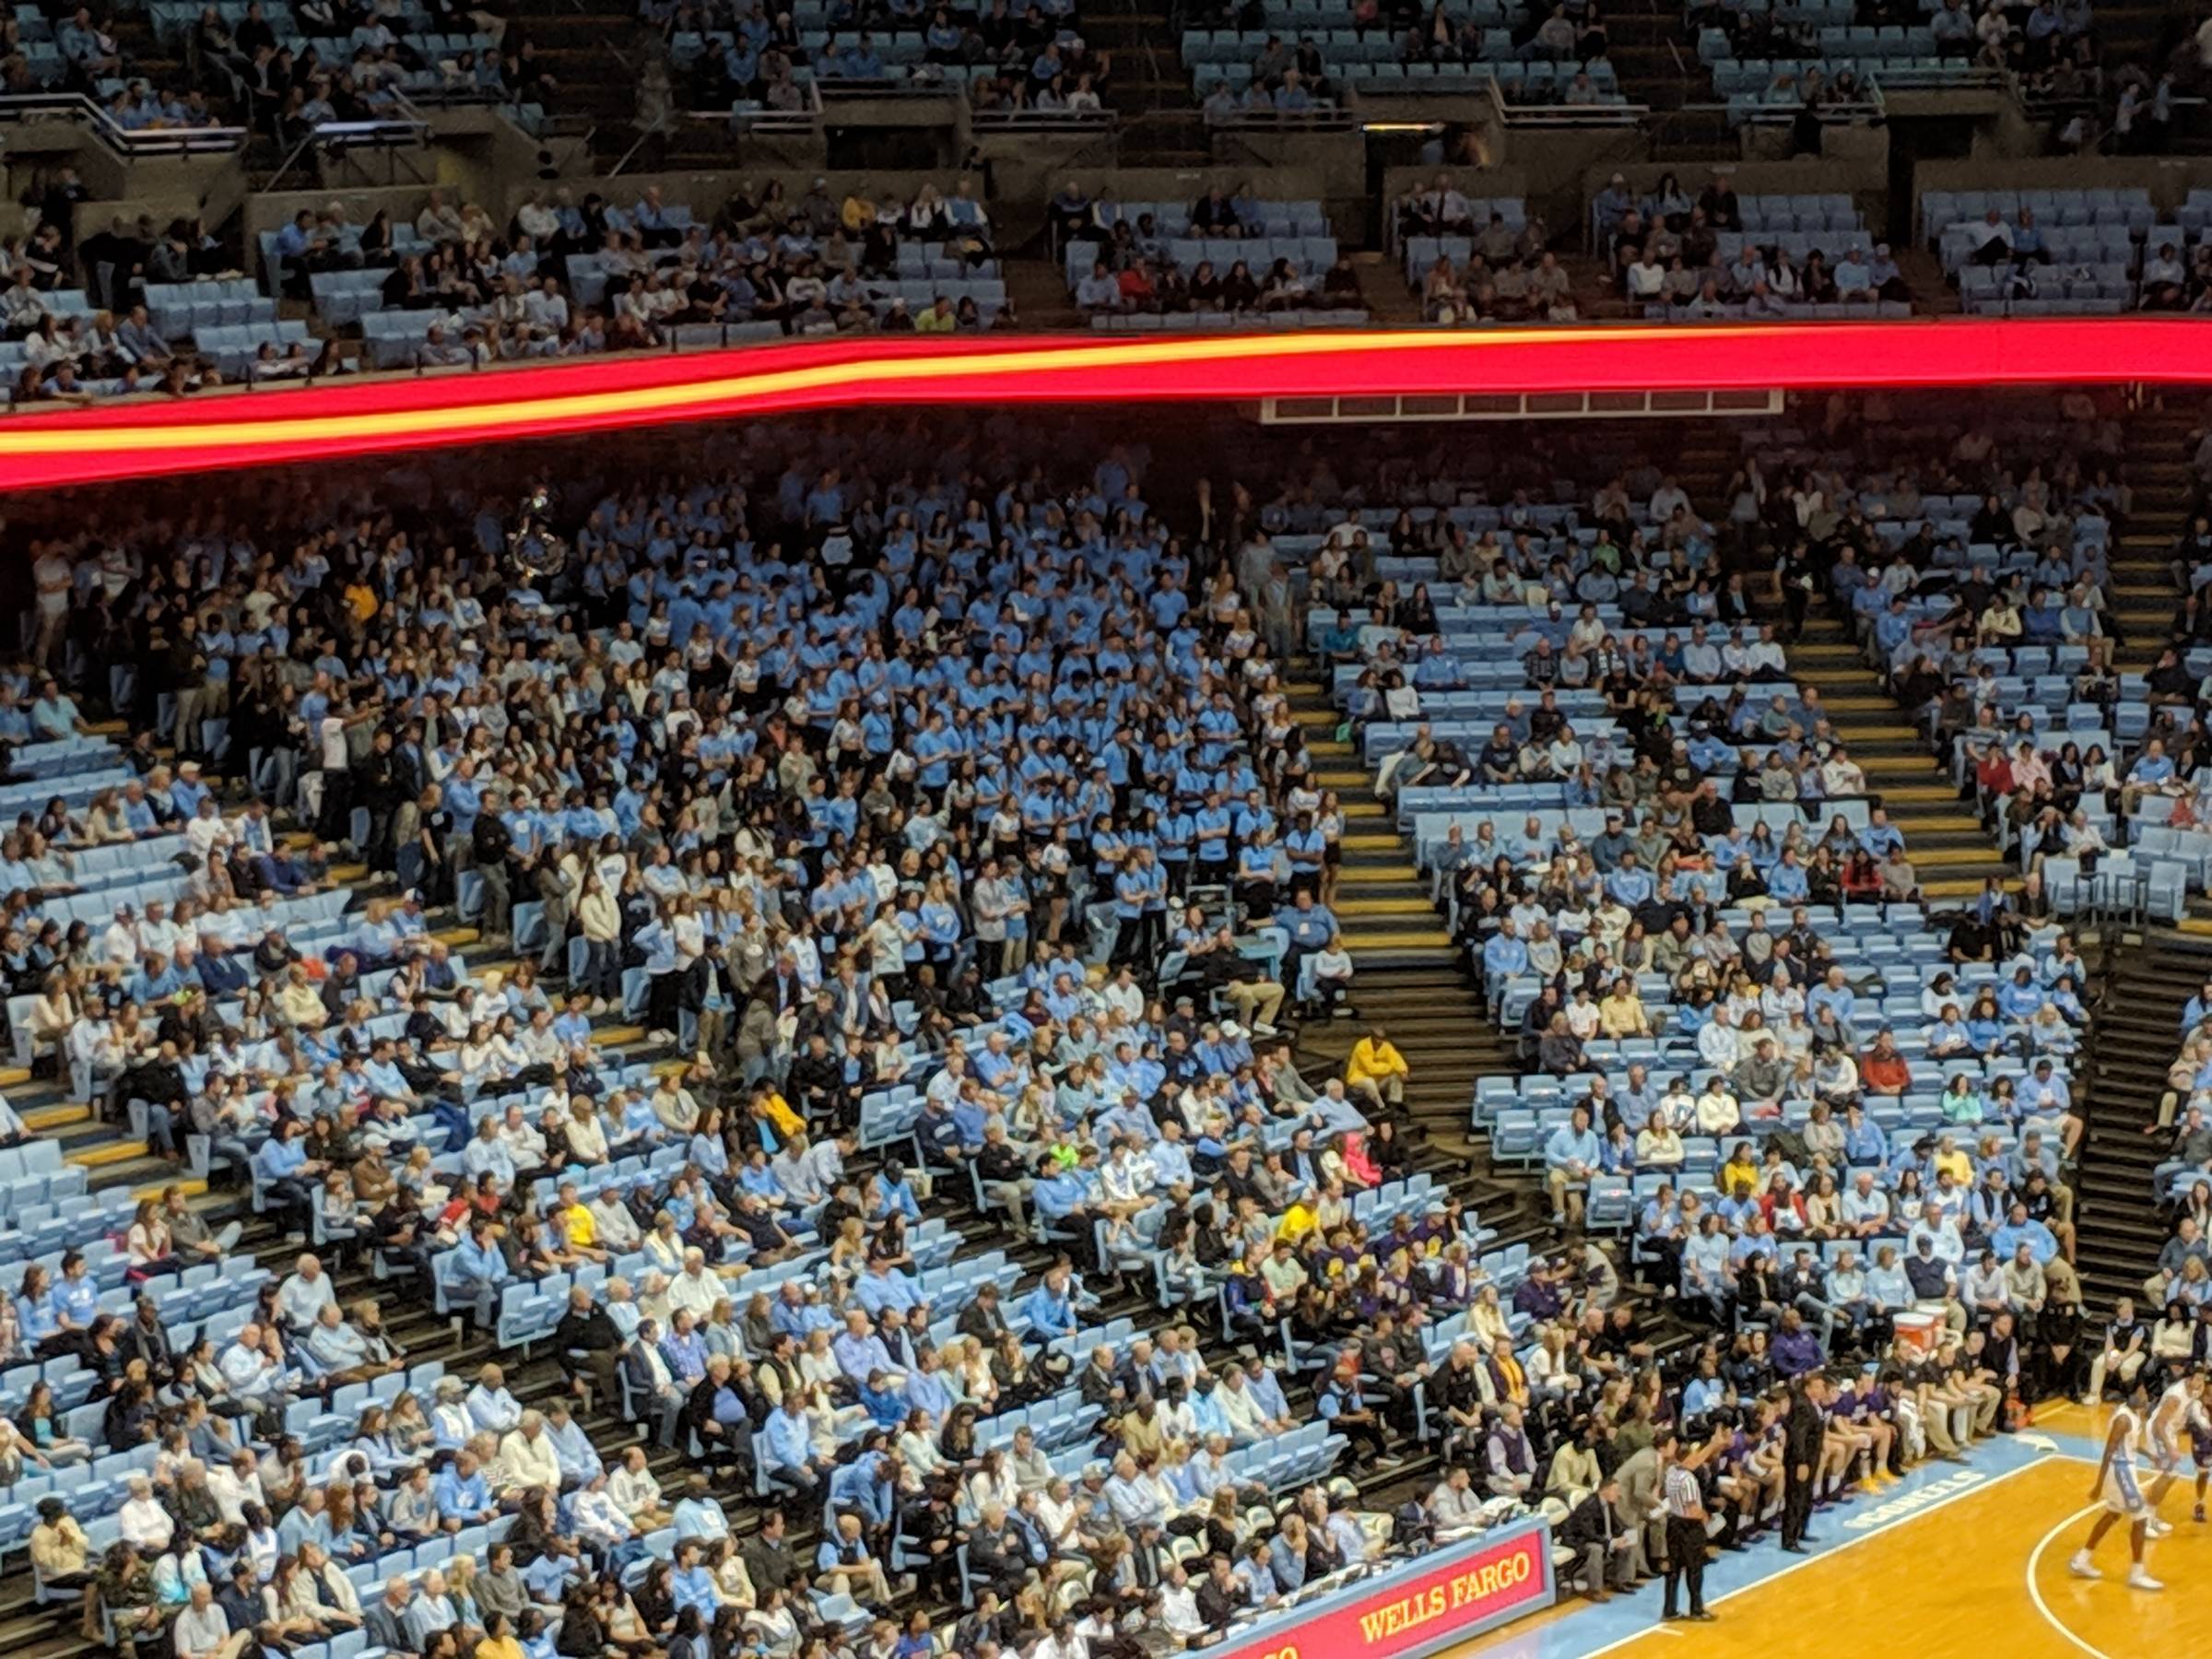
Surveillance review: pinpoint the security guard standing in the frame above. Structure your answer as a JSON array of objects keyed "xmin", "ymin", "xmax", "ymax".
[
  {"xmin": 1659, "ymin": 1430, "xmax": 1714, "ymax": 1623},
  {"xmin": 1783, "ymin": 1372, "xmax": 1829, "ymax": 1554}
]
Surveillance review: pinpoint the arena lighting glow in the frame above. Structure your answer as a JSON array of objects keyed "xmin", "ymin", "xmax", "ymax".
[{"xmin": 3, "ymin": 317, "xmax": 2211, "ymax": 493}]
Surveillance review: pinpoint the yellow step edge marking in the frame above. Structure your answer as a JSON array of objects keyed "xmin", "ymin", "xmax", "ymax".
[
  {"xmin": 132, "ymin": 1177, "xmax": 207, "ymax": 1202},
  {"xmin": 69, "ymin": 1140, "xmax": 150, "ymax": 1168},
  {"xmin": 1904, "ymin": 846, "xmax": 2011, "ymax": 866},
  {"xmin": 1335, "ymin": 929, "xmax": 1460, "ymax": 955},
  {"xmin": 22, "ymin": 1103, "xmax": 91, "ymax": 1132},
  {"xmin": 1920, "ymin": 876, "xmax": 2020, "ymax": 899}
]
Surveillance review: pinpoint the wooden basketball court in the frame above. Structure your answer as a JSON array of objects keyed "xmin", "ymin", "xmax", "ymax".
[{"xmin": 1437, "ymin": 1404, "xmax": 2212, "ymax": 1659}]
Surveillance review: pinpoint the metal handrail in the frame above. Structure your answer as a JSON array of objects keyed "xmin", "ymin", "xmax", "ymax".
[
  {"xmin": 969, "ymin": 104, "xmax": 1116, "ymax": 131},
  {"xmin": 0, "ymin": 91, "xmax": 247, "ymax": 157},
  {"xmin": 265, "ymin": 112, "xmax": 433, "ymax": 190}
]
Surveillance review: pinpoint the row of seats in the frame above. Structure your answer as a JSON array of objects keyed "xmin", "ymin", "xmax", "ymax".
[
  {"xmin": 1698, "ymin": 22, "xmax": 1941, "ymax": 61},
  {"xmin": 1184, "ymin": 28, "xmax": 1580, "ymax": 65},
  {"xmin": 1197, "ymin": 57, "xmax": 1627, "ymax": 100},
  {"xmin": 1641, "ymin": 300, "xmax": 1915, "ymax": 321},
  {"xmin": 1919, "ymin": 185, "xmax": 2157, "ymax": 242},
  {"xmin": 142, "ymin": 278, "xmax": 275, "ymax": 340},
  {"xmin": 1088, "ymin": 309, "xmax": 1371, "ymax": 332}
]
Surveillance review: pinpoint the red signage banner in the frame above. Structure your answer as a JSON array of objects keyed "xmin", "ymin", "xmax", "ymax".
[
  {"xmin": 4, "ymin": 319, "xmax": 2212, "ymax": 493},
  {"xmin": 1211, "ymin": 1522, "xmax": 1554, "ymax": 1659}
]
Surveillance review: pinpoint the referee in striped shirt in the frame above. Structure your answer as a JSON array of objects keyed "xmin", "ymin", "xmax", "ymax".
[{"xmin": 1659, "ymin": 1430, "xmax": 1716, "ymax": 1623}]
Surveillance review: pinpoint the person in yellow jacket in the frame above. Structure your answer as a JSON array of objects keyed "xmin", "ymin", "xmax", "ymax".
[
  {"xmin": 1276, "ymin": 1192, "xmax": 1322, "ymax": 1244},
  {"xmin": 1345, "ymin": 1025, "xmax": 1410, "ymax": 1113}
]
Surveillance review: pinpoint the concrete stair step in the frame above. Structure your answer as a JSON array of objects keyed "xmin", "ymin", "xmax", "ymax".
[
  {"xmin": 1335, "ymin": 895, "xmax": 1441, "ymax": 917},
  {"xmin": 1921, "ymin": 876, "xmax": 2018, "ymax": 899},
  {"xmin": 1340, "ymin": 928, "xmax": 1457, "ymax": 951},
  {"xmin": 21, "ymin": 1102, "xmax": 92, "ymax": 1133},
  {"xmin": 1341, "ymin": 832, "xmax": 1402, "ymax": 853},
  {"xmin": 1335, "ymin": 863, "xmax": 1423, "ymax": 885}
]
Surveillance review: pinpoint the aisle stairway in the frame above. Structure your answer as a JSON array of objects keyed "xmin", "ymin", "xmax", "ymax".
[
  {"xmin": 1278, "ymin": 677, "xmax": 1554, "ymax": 1215},
  {"xmin": 1782, "ymin": 621, "xmax": 2018, "ymax": 902},
  {"xmin": 2103, "ymin": 398, "xmax": 2193, "ymax": 677},
  {"xmin": 2073, "ymin": 929, "xmax": 2203, "ymax": 1308},
  {"xmin": 1286, "ymin": 678, "xmax": 1457, "ymax": 968}
]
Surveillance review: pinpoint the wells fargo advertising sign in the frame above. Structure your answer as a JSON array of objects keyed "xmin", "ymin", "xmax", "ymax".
[{"xmin": 1212, "ymin": 1521, "xmax": 1554, "ymax": 1659}]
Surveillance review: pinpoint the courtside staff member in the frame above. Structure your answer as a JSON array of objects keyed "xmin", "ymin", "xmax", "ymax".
[
  {"xmin": 1661, "ymin": 1431, "xmax": 1714, "ymax": 1623},
  {"xmin": 1783, "ymin": 1374, "xmax": 1826, "ymax": 1553}
]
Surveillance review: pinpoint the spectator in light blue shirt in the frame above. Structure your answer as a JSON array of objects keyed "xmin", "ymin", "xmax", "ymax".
[
  {"xmin": 1993, "ymin": 1204, "xmax": 2059, "ymax": 1266},
  {"xmin": 445, "ymin": 1218, "xmax": 510, "ymax": 1328},
  {"xmin": 828, "ymin": 1452, "xmax": 894, "ymax": 1529},
  {"xmin": 855, "ymin": 1260, "xmax": 921, "ymax": 1317},
  {"xmin": 1482, "ymin": 922, "xmax": 1529, "ymax": 996},
  {"xmin": 672, "ymin": 1483, "xmax": 729, "ymax": 1542},
  {"xmin": 1021, "ymin": 1266, "xmax": 1080, "ymax": 1343},
  {"xmin": 433, "ymin": 1451, "xmax": 496, "ymax": 1524},
  {"xmin": 831, "ymin": 1311, "xmax": 901, "ymax": 1386},
  {"xmin": 763, "ymin": 1398, "xmax": 830, "ymax": 1502},
  {"xmin": 669, "ymin": 1540, "xmax": 721, "ymax": 1619},
  {"xmin": 1544, "ymin": 1106, "xmax": 1602, "ymax": 1230}
]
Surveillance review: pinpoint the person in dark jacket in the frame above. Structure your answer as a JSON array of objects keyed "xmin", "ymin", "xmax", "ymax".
[
  {"xmin": 1781, "ymin": 1373, "xmax": 1828, "ymax": 1552},
  {"xmin": 1561, "ymin": 1474, "xmax": 1638, "ymax": 1598}
]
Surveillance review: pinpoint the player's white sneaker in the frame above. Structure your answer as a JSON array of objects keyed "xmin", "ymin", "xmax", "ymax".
[
  {"xmin": 2127, "ymin": 1566, "xmax": 2164, "ymax": 1592},
  {"xmin": 2147, "ymin": 1517, "xmax": 2173, "ymax": 1537},
  {"xmin": 2069, "ymin": 1551, "xmax": 2100, "ymax": 1580}
]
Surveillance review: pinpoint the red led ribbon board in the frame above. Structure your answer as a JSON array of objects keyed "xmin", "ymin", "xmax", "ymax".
[
  {"xmin": 1209, "ymin": 1523, "xmax": 1554, "ymax": 1659},
  {"xmin": 3, "ymin": 319, "xmax": 2211, "ymax": 493}
]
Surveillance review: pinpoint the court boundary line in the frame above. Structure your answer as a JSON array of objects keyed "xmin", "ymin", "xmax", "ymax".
[
  {"xmin": 1562, "ymin": 1454, "xmax": 2057, "ymax": 1659},
  {"xmin": 2026, "ymin": 1502, "xmax": 2114, "ymax": 1659}
]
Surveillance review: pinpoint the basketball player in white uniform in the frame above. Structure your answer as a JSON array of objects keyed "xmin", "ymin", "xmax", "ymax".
[
  {"xmin": 2071, "ymin": 1382, "xmax": 2163, "ymax": 1591},
  {"xmin": 2140, "ymin": 1373, "xmax": 2197, "ymax": 1536}
]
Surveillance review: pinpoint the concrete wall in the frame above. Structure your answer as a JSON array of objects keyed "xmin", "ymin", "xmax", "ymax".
[
  {"xmin": 2, "ymin": 129, "xmax": 244, "ymax": 235},
  {"xmin": 1496, "ymin": 124, "xmax": 1647, "ymax": 245}
]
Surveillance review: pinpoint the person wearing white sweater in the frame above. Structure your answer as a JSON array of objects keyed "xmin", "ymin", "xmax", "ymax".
[{"xmin": 494, "ymin": 1413, "xmax": 563, "ymax": 1495}]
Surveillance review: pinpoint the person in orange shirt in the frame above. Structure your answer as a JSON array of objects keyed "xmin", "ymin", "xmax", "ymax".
[
  {"xmin": 1345, "ymin": 1025, "xmax": 1410, "ymax": 1114},
  {"xmin": 1858, "ymin": 1029, "xmax": 1912, "ymax": 1096}
]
